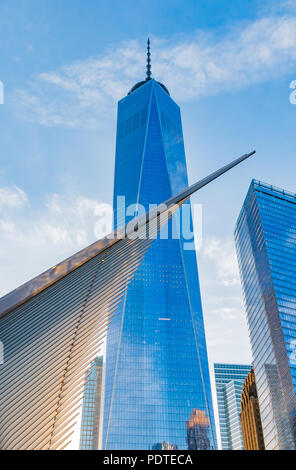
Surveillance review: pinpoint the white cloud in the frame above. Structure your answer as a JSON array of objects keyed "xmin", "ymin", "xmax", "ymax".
[
  {"xmin": 212, "ymin": 306, "xmax": 244, "ymax": 322},
  {"xmin": 191, "ymin": 232, "xmax": 252, "ymax": 371},
  {"xmin": 0, "ymin": 220, "xmax": 15, "ymax": 233},
  {"xmin": 0, "ymin": 186, "xmax": 27, "ymax": 208},
  {"xmin": 202, "ymin": 237, "xmax": 240, "ymax": 286},
  {"xmin": 12, "ymin": 11, "xmax": 296, "ymax": 128},
  {"xmin": 0, "ymin": 188, "xmax": 111, "ymax": 297}
]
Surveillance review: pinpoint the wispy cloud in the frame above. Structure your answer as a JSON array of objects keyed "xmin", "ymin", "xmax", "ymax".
[
  {"xmin": 0, "ymin": 186, "xmax": 27, "ymax": 209},
  {"xmin": 212, "ymin": 306, "xmax": 244, "ymax": 322},
  {"xmin": 0, "ymin": 187, "xmax": 110, "ymax": 296},
  {"xmin": 12, "ymin": 10, "xmax": 296, "ymax": 128},
  {"xmin": 202, "ymin": 236, "xmax": 240, "ymax": 286}
]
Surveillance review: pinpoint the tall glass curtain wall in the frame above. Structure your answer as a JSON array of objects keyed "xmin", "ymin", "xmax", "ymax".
[
  {"xmin": 235, "ymin": 180, "xmax": 296, "ymax": 450},
  {"xmin": 102, "ymin": 79, "xmax": 217, "ymax": 450},
  {"xmin": 214, "ymin": 363, "xmax": 251, "ymax": 450}
]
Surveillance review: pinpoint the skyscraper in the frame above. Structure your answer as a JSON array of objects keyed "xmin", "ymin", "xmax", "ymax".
[
  {"xmin": 0, "ymin": 147, "xmax": 253, "ymax": 450},
  {"xmin": 214, "ymin": 363, "xmax": 251, "ymax": 450},
  {"xmin": 0, "ymin": 77, "xmax": 252, "ymax": 451},
  {"xmin": 102, "ymin": 40, "xmax": 217, "ymax": 450},
  {"xmin": 80, "ymin": 356, "xmax": 104, "ymax": 450},
  {"xmin": 240, "ymin": 368, "xmax": 265, "ymax": 450},
  {"xmin": 235, "ymin": 179, "xmax": 296, "ymax": 450}
]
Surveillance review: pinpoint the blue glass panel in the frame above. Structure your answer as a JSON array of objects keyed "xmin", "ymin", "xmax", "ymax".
[
  {"xmin": 103, "ymin": 80, "xmax": 217, "ymax": 450},
  {"xmin": 235, "ymin": 180, "xmax": 296, "ymax": 450},
  {"xmin": 214, "ymin": 363, "xmax": 251, "ymax": 450}
]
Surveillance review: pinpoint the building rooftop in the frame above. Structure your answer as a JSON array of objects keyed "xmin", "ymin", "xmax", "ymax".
[{"xmin": 235, "ymin": 178, "xmax": 296, "ymax": 235}]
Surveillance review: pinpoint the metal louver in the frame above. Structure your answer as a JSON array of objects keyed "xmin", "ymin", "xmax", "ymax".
[{"xmin": 0, "ymin": 151, "xmax": 255, "ymax": 449}]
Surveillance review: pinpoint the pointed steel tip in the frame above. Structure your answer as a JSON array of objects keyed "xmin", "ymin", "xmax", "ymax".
[
  {"xmin": 243, "ymin": 150, "xmax": 256, "ymax": 158},
  {"xmin": 146, "ymin": 37, "xmax": 152, "ymax": 80}
]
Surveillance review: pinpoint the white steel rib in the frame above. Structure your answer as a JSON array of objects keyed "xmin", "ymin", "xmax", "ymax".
[{"xmin": 0, "ymin": 151, "xmax": 255, "ymax": 450}]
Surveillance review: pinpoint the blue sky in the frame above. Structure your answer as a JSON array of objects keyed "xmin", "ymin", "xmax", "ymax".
[{"xmin": 1, "ymin": 0, "xmax": 296, "ymax": 447}]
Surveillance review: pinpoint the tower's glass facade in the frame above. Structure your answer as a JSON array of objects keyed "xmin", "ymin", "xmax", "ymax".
[
  {"xmin": 102, "ymin": 78, "xmax": 217, "ymax": 450},
  {"xmin": 80, "ymin": 356, "xmax": 103, "ymax": 450},
  {"xmin": 235, "ymin": 180, "xmax": 296, "ymax": 450},
  {"xmin": 214, "ymin": 363, "xmax": 251, "ymax": 450}
]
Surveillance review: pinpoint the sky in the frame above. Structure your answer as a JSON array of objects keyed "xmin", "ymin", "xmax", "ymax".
[{"xmin": 1, "ymin": 0, "xmax": 296, "ymax": 449}]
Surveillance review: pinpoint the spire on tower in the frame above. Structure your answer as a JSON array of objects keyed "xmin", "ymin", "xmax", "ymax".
[
  {"xmin": 146, "ymin": 37, "xmax": 152, "ymax": 81},
  {"xmin": 128, "ymin": 37, "xmax": 170, "ymax": 95}
]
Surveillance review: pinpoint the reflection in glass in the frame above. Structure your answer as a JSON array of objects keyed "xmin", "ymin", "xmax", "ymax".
[
  {"xmin": 80, "ymin": 356, "xmax": 103, "ymax": 450},
  {"xmin": 152, "ymin": 442, "xmax": 178, "ymax": 450},
  {"xmin": 186, "ymin": 408, "xmax": 211, "ymax": 450},
  {"xmin": 235, "ymin": 180, "xmax": 296, "ymax": 450},
  {"xmin": 102, "ymin": 77, "xmax": 217, "ymax": 450}
]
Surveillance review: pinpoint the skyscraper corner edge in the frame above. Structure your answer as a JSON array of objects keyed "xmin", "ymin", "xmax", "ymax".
[{"xmin": 234, "ymin": 179, "xmax": 296, "ymax": 449}]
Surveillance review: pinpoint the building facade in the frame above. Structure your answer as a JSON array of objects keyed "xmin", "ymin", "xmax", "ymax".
[
  {"xmin": 0, "ymin": 145, "xmax": 251, "ymax": 451},
  {"xmin": 102, "ymin": 48, "xmax": 217, "ymax": 450},
  {"xmin": 152, "ymin": 441, "xmax": 178, "ymax": 450},
  {"xmin": 80, "ymin": 356, "xmax": 104, "ymax": 450},
  {"xmin": 186, "ymin": 408, "xmax": 211, "ymax": 450},
  {"xmin": 235, "ymin": 179, "xmax": 296, "ymax": 450},
  {"xmin": 214, "ymin": 363, "xmax": 251, "ymax": 450},
  {"xmin": 240, "ymin": 368, "xmax": 265, "ymax": 450}
]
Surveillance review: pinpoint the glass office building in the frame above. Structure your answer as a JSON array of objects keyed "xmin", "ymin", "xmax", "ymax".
[
  {"xmin": 80, "ymin": 356, "xmax": 104, "ymax": 450},
  {"xmin": 214, "ymin": 363, "xmax": 251, "ymax": 449},
  {"xmin": 102, "ymin": 65, "xmax": 217, "ymax": 448},
  {"xmin": 235, "ymin": 180, "xmax": 296, "ymax": 450}
]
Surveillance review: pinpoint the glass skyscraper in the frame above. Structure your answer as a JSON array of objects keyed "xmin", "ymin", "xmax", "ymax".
[
  {"xmin": 102, "ymin": 45, "xmax": 217, "ymax": 450},
  {"xmin": 214, "ymin": 363, "xmax": 251, "ymax": 450},
  {"xmin": 235, "ymin": 179, "xmax": 296, "ymax": 450},
  {"xmin": 80, "ymin": 356, "xmax": 104, "ymax": 450}
]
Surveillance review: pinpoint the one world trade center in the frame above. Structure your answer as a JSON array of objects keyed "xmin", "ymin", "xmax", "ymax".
[{"xmin": 102, "ymin": 40, "xmax": 217, "ymax": 450}]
